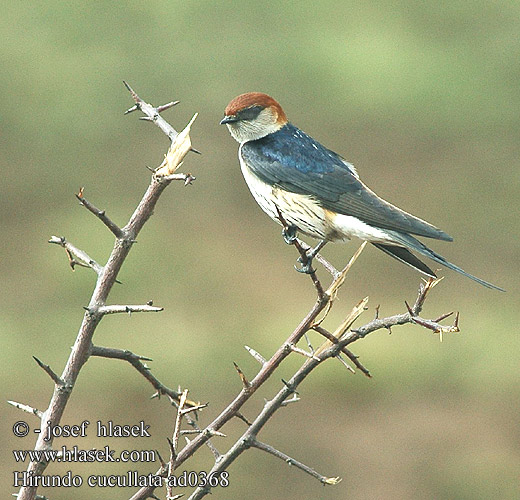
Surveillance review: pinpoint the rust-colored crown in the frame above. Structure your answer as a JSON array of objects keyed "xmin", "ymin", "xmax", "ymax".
[{"xmin": 224, "ymin": 92, "xmax": 287, "ymax": 124}]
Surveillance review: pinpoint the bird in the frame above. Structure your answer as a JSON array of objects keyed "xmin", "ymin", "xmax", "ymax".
[{"xmin": 220, "ymin": 92, "xmax": 503, "ymax": 291}]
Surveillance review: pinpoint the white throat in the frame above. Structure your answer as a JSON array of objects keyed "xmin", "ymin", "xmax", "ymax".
[{"xmin": 226, "ymin": 108, "xmax": 284, "ymax": 144}]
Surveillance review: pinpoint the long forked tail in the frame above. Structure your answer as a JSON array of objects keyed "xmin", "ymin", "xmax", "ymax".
[{"xmin": 372, "ymin": 234, "xmax": 504, "ymax": 291}]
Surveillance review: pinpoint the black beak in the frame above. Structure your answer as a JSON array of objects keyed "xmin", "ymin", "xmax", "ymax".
[{"xmin": 220, "ymin": 115, "xmax": 238, "ymax": 125}]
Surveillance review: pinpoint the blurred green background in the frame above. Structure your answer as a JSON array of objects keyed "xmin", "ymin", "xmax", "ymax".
[{"xmin": 2, "ymin": 1, "xmax": 519, "ymax": 499}]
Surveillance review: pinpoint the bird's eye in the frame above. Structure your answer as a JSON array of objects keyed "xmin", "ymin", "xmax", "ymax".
[{"xmin": 238, "ymin": 105, "xmax": 263, "ymax": 121}]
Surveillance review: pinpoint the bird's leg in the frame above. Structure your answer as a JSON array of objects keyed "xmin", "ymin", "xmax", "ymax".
[
  {"xmin": 282, "ymin": 224, "xmax": 298, "ymax": 245},
  {"xmin": 295, "ymin": 239, "xmax": 327, "ymax": 274}
]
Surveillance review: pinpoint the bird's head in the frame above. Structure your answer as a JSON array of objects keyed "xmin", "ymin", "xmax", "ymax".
[{"xmin": 220, "ymin": 92, "xmax": 288, "ymax": 143}]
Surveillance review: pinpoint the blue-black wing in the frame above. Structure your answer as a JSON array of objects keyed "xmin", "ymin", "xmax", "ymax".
[{"xmin": 241, "ymin": 124, "xmax": 452, "ymax": 241}]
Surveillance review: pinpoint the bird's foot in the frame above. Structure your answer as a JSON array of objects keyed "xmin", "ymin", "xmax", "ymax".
[
  {"xmin": 294, "ymin": 240, "xmax": 327, "ymax": 274},
  {"xmin": 295, "ymin": 256, "xmax": 316, "ymax": 274},
  {"xmin": 282, "ymin": 225, "xmax": 298, "ymax": 245}
]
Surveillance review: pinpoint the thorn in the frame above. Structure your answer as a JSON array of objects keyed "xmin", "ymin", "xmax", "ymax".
[
  {"xmin": 233, "ymin": 362, "xmax": 250, "ymax": 389},
  {"xmin": 244, "ymin": 345, "xmax": 267, "ymax": 365},
  {"xmin": 335, "ymin": 354, "xmax": 356, "ymax": 374},
  {"xmin": 124, "ymin": 104, "xmax": 139, "ymax": 115},
  {"xmin": 33, "ymin": 356, "xmax": 64, "ymax": 386},
  {"xmin": 280, "ymin": 394, "xmax": 301, "ymax": 407},
  {"xmin": 166, "ymin": 436, "xmax": 176, "ymax": 460},
  {"xmin": 190, "ymin": 147, "xmax": 202, "ymax": 155},
  {"xmin": 77, "ymin": 187, "xmax": 84, "ymax": 199},
  {"xmin": 235, "ymin": 412, "xmax": 252, "ymax": 426},
  {"xmin": 289, "ymin": 343, "xmax": 320, "ymax": 361},
  {"xmin": 207, "ymin": 429, "xmax": 227, "ymax": 438},
  {"xmin": 123, "ymin": 80, "xmax": 141, "ymax": 103},
  {"xmin": 374, "ymin": 304, "xmax": 380, "ymax": 319},
  {"xmin": 434, "ymin": 311, "xmax": 454, "ymax": 322},
  {"xmin": 7, "ymin": 400, "xmax": 44, "ymax": 418},
  {"xmin": 281, "ymin": 379, "xmax": 297, "ymax": 394},
  {"xmin": 156, "ymin": 450, "xmax": 166, "ymax": 468},
  {"xmin": 404, "ymin": 300, "xmax": 414, "ymax": 315},
  {"xmin": 157, "ymin": 100, "xmax": 180, "ymax": 112}
]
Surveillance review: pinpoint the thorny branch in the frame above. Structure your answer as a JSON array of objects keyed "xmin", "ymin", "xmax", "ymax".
[
  {"xmin": 75, "ymin": 187, "xmax": 125, "ymax": 238},
  {"xmin": 48, "ymin": 235, "xmax": 104, "ymax": 275},
  {"xmin": 131, "ymin": 253, "xmax": 459, "ymax": 499},
  {"xmin": 14, "ymin": 83, "xmax": 199, "ymax": 500},
  {"xmin": 89, "ymin": 346, "xmax": 188, "ymax": 404}
]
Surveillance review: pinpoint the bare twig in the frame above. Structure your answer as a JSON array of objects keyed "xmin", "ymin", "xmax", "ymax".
[
  {"xmin": 48, "ymin": 236, "xmax": 103, "ymax": 275},
  {"xmin": 324, "ymin": 242, "xmax": 367, "ymax": 300},
  {"xmin": 90, "ymin": 346, "xmax": 192, "ymax": 405},
  {"xmin": 130, "ymin": 295, "xmax": 332, "ymax": 499},
  {"xmin": 347, "ymin": 278, "xmax": 453, "ymax": 343},
  {"xmin": 180, "ymin": 429, "xmax": 226, "ymax": 437},
  {"xmin": 183, "ymin": 305, "xmax": 364, "ymax": 499},
  {"xmin": 17, "ymin": 84, "xmax": 198, "ymax": 500},
  {"xmin": 312, "ymin": 324, "xmax": 371, "ymax": 377},
  {"xmin": 289, "ymin": 343, "xmax": 320, "ymax": 361},
  {"xmin": 251, "ymin": 439, "xmax": 341, "ymax": 485},
  {"xmin": 76, "ymin": 187, "xmax": 125, "ymax": 238},
  {"xmin": 404, "ymin": 301, "xmax": 460, "ymax": 341},
  {"xmin": 160, "ymin": 172, "xmax": 196, "ymax": 185},
  {"xmin": 123, "ymin": 80, "xmax": 200, "ymax": 155},
  {"xmin": 130, "ymin": 245, "xmax": 366, "ymax": 499},
  {"xmin": 279, "ymin": 394, "xmax": 301, "ymax": 407},
  {"xmin": 312, "ymin": 242, "xmax": 367, "ymax": 327},
  {"xmin": 178, "ymin": 274, "xmax": 458, "ymax": 499},
  {"xmin": 335, "ymin": 354, "xmax": 356, "ymax": 374}
]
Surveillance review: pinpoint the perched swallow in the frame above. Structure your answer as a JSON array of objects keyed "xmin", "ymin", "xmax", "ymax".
[{"xmin": 221, "ymin": 92, "xmax": 503, "ymax": 291}]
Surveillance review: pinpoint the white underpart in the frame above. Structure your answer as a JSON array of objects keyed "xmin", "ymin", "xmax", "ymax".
[
  {"xmin": 330, "ymin": 212, "xmax": 394, "ymax": 242},
  {"xmin": 238, "ymin": 146, "xmax": 397, "ymax": 244}
]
